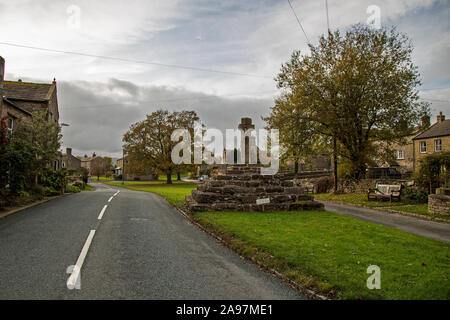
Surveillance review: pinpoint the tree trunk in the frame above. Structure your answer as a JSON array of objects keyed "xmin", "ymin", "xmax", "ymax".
[
  {"xmin": 166, "ymin": 173, "xmax": 172, "ymax": 184},
  {"xmin": 333, "ymin": 137, "xmax": 338, "ymax": 193},
  {"xmin": 177, "ymin": 172, "xmax": 181, "ymax": 181}
]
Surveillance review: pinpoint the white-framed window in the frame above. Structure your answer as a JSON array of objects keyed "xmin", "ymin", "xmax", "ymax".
[
  {"xmin": 435, "ymin": 139, "xmax": 442, "ymax": 152},
  {"xmin": 62, "ymin": 161, "xmax": 66, "ymax": 168},
  {"xmin": 7, "ymin": 118, "xmax": 14, "ymax": 136},
  {"xmin": 420, "ymin": 141, "xmax": 427, "ymax": 153},
  {"xmin": 397, "ymin": 150, "xmax": 405, "ymax": 160}
]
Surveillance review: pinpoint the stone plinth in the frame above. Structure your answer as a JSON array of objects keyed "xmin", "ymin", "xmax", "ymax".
[{"xmin": 185, "ymin": 164, "xmax": 324, "ymax": 212}]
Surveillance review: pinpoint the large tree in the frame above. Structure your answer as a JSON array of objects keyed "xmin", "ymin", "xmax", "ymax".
[
  {"xmin": 266, "ymin": 24, "xmax": 429, "ymax": 185},
  {"xmin": 123, "ymin": 109, "xmax": 199, "ymax": 184}
]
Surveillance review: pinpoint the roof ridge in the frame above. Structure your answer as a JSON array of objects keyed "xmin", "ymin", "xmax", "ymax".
[{"xmin": 4, "ymin": 80, "xmax": 52, "ymax": 86}]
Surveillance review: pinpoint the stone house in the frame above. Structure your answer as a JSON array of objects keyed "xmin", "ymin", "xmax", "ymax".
[
  {"xmin": 412, "ymin": 112, "xmax": 450, "ymax": 171},
  {"xmin": 115, "ymin": 155, "xmax": 156, "ymax": 180},
  {"xmin": 60, "ymin": 148, "xmax": 81, "ymax": 171},
  {"xmin": 81, "ymin": 153, "xmax": 107, "ymax": 175},
  {"xmin": 389, "ymin": 115, "xmax": 430, "ymax": 174},
  {"xmin": 0, "ymin": 57, "xmax": 59, "ymax": 130}
]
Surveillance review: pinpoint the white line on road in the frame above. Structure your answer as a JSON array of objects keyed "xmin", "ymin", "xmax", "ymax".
[
  {"xmin": 114, "ymin": 190, "xmax": 120, "ymax": 196},
  {"xmin": 98, "ymin": 205, "xmax": 108, "ymax": 220},
  {"xmin": 108, "ymin": 196, "xmax": 113, "ymax": 202},
  {"xmin": 67, "ymin": 230, "xmax": 96, "ymax": 289}
]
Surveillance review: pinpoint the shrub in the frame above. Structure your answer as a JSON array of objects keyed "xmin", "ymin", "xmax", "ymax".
[
  {"xmin": 415, "ymin": 151, "xmax": 450, "ymax": 193},
  {"xmin": 42, "ymin": 186, "xmax": 59, "ymax": 196},
  {"xmin": 0, "ymin": 139, "xmax": 36, "ymax": 194},
  {"xmin": 72, "ymin": 181, "xmax": 85, "ymax": 189},
  {"xmin": 39, "ymin": 169, "xmax": 68, "ymax": 194},
  {"xmin": 337, "ymin": 162, "xmax": 354, "ymax": 180},
  {"xmin": 403, "ymin": 188, "xmax": 429, "ymax": 203},
  {"xmin": 66, "ymin": 185, "xmax": 81, "ymax": 193},
  {"xmin": 76, "ymin": 167, "xmax": 89, "ymax": 184},
  {"xmin": 30, "ymin": 184, "xmax": 45, "ymax": 196},
  {"xmin": 18, "ymin": 190, "xmax": 31, "ymax": 197},
  {"xmin": 115, "ymin": 174, "xmax": 122, "ymax": 181}
]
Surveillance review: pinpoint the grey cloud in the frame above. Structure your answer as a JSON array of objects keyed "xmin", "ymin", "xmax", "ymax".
[{"xmin": 59, "ymin": 78, "xmax": 273, "ymax": 158}]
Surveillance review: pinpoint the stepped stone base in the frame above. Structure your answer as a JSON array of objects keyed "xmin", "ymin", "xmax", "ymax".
[{"xmin": 185, "ymin": 164, "xmax": 324, "ymax": 212}]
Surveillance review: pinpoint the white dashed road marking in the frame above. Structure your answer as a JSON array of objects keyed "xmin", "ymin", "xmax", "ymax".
[
  {"xmin": 67, "ymin": 230, "xmax": 96, "ymax": 289},
  {"xmin": 97, "ymin": 205, "xmax": 108, "ymax": 220}
]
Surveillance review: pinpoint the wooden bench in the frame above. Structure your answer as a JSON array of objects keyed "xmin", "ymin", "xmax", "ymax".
[{"xmin": 367, "ymin": 184, "xmax": 402, "ymax": 202}]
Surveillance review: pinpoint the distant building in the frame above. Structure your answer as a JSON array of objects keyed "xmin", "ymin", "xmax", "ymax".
[
  {"xmin": 60, "ymin": 148, "xmax": 81, "ymax": 171},
  {"xmin": 115, "ymin": 155, "xmax": 157, "ymax": 181},
  {"xmin": 81, "ymin": 152, "xmax": 106, "ymax": 175},
  {"xmin": 412, "ymin": 112, "xmax": 450, "ymax": 171}
]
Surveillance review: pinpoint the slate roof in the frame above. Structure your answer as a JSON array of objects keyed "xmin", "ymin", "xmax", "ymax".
[
  {"xmin": 413, "ymin": 119, "xmax": 450, "ymax": 140},
  {"xmin": 2, "ymin": 80, "xmax": 54, "ymax": 101},
  {"xmin": 2, "ymin": 97, "xmax": 33, "ymax": 116}
]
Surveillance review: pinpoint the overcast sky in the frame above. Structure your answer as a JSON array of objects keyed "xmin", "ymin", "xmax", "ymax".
[{"xmin": 0, "ymin": 0, "xmax": 449, "ymax": 158}]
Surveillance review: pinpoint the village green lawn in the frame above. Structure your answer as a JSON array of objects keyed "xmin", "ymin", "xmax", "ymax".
[
  {"xmin": 92, "ymin": 176, "xmax": 114, "ymax": 181},
  {"xmin": 106, "ymin": 181, "xmax": 196, "ymax": 206},
  {"xmin": 105, "ymin": 181, "xmax": 450, "ymax": 299},
  {"xmin": 195, "ymin": 210, "xmax": 450, "ymax": 299}
]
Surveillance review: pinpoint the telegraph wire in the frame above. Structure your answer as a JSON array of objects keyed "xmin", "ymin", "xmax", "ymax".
[
  {"xmin": 0, "ymin": 41, "xmax": 272, "ymax": 79},
  {"xmin": 287, "ymin": 0, "xmax": 310, "ymax": 44}
]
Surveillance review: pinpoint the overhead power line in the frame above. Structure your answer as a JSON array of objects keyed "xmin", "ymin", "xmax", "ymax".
[
  {"xmin": 0, "ymin": 41, "xmax": 272, "ymax": 79},
  {"xmin": 287, "ymin": 0, "xmax": 310, "ymax": 44}
]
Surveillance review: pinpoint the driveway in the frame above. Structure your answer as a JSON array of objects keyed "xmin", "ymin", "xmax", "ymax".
[{"xmin": 319, "ymin": 201, "xmax": 450, "ymax": 243}]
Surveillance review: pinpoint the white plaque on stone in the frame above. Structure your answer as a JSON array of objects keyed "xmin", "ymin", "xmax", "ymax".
[{"xmin": 256, "ymin": 198, "xmax": 270, "ymax": 205}]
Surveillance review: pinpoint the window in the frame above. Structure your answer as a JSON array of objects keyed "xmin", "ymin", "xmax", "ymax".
[
  {"xmin": 62, "ymin": 161, "xmax": 66, "ymax": 168},
  {"xmin": 420, "ymin": 141, "xmax": 427, "ymax": 153},
  {"xmin": 435, "ymin": 139, "xmax": 442, "ymax": 152},
  {"xmin": 7, "ymin": 118, "xmax": 14, "ymax": 136},
  {"xmin": 397, "ymin": 150, "xmax": 405, "ymax": 160}
]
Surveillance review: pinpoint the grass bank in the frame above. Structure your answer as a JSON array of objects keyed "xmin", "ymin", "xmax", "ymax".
[
  {"xmin": 314, "ymin": 193, "xmax": 418, "ymax": 208},
  {"xmin": 195, "ymin": 210, "xmax": 449, "ymax": 299},
  {"xmin": 106, "ymin": 181, "xmax": 196, "ymax": 206}
]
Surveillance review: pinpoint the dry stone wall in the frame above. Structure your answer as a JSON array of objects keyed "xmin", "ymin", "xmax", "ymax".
[{"xmin": 185, "ymin": 164, "xmax": 324, "ymax": 212}]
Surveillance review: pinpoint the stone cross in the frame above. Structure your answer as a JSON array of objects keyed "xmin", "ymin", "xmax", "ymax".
[{"xmin": 238, "ymin": 117, "xmax": 255, "ymax": 164}]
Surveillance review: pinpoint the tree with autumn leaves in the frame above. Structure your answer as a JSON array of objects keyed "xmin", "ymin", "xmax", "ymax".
[
  {"xmin": 265, "ymin": 24, "xmax": 429, "ymax": 190},
  {"xmin": 123, "ymin": 109, "xmax": 198, "ymax": 184}
]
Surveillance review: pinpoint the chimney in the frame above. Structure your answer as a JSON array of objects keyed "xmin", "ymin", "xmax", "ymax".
[
  {"xmin": 421, "ymin": 114, "xmax": 430, "ymax": 128},
  {"xmin": 0, "ymin": 57, "xmax": 4, "ymax": 111},
  {"xmin": 66, "ymin": 147, "xmax": 72, "ymax": 156},
  {"xmin": 92, "ymin": 152, "xmax": 96, "ymax": 157},
  {"xmin": 437, "ymin": 112, "xmax": 445, "ymax": 123}
]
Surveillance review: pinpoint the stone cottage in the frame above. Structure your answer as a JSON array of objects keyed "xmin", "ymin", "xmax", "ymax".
[
  {"xmin": 60, "ymin": 148, "xmax": 81, "ymax": 171},
  {"xmin": 81, "ymin": 152, "xmax": 107, "ymax": 175},
  {"xmin": 0, "ymin": 57, "xmax": 59, "ymax": 128}
]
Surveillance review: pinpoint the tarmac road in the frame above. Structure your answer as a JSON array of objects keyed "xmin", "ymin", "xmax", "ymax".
[{"xmin": 0, "ymin": 183, "xmax": 305, "ymax": 300}]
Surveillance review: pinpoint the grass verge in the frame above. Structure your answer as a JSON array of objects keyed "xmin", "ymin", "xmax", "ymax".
[
  {"xmin": 194, "ymin": 210, "xmax": 450, "ymax": 300},
  {"xmin": 314, "ymin": 193, "xmax": 418, "ymax": 208},
  {"xmin": 389, "ymin": 204, "xmax": 450, "ymax": 221},
  {"xmin": 106, "ymin": 181, "xmax": 196, "ymax": 206}
]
